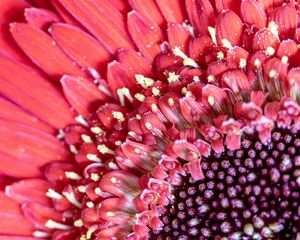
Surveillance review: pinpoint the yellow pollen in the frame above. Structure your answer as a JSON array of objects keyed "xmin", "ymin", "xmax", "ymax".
[
  {"xmin": 269, "ymin": 69, "xmax": 277, "ymax": 78},
  {"xmin": 90, "ymin": 126, "xmax": 103, "ymax": 134},
  {"xmin": 74, "ymin": 219, "xmax": 84, "ymax": 227},
  {"xmin": 207, "ymin": 75, "xmax": 215, "ymax": 82},
  {"xmin": 134, "ymin": 93, "xmax": 145, "ymax": 102},
  {"xmin": 91, "ymin": 173, "xmax": 100, "ymax": 182},
  {"xmin": 81, "ymin": 134, "xmax": 93, "ymax": 143},
  {"xmin": 217, "ymin": 51, "xmax": 224, "ymax": 60},
  {"xmin": 208, "ymin": 96, "xmax": 215, "ymax": 106},
  {"xmin": 167, "ymin": 72, "xmax": 180, "ymax": 83},
  {"xmin": 281, "ymin": 55, "xmax": 288, "ymax": 64},
  {"xmin": 266, "ymin": 46, "xmax": 275, "ymax": 56},
  {"xmin": 152, "ymin": 87, "xmax": 160, "ymax": 96},
  {"xmin": 135, "ymin": 74, "xmax": 154, "ymax": 88},
  {"xmin": 86, "ymin": 154, "xmax": 102, "ymax": 162},
  {"xmin": 94, "ymin": 187, "xmax": 102, "ymax": 195},
  {"xmin": 239, "ymin": 58, "xmax": 247, "ymax": 68},
  {"xmin": 97, "ymin": 144, "xmax": 115, "ymax": 155},
  {"xmin": 168, "ymin": 98, "xmax": 175, "ymax": 106},
  {"xmin": 112, "ymin": 111, "xmax": 125, "ymax": 121}
]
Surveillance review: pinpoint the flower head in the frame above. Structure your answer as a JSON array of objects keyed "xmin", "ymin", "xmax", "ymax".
[{"xmin": 0, "ymin": 0, "xmax": 300, "ymax": 239}]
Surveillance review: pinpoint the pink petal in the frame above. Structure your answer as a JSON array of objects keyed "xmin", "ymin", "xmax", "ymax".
[
  {"xmin": 0, "ymin": 119, "xmax": 71, "ymax": 165},
  {"xmin": 155, "ymin": 0, "xmax": 186, "ymax": 23},
  {"xmin": 10, "ymin": 23, "xmax": 86, "ymax": 79},
  {"xmin": 185, "ymin": 0, "xmax": 215, "ymax": 35},
  {"xmin": 116, "ymin": 48, "xmax": 153, "ymax": 77},
  {"xmin": 128, "ymin": 0, "xmax": 165, "ymax": 28},
  {"xmin": 241, "ymin": 0, "xmax": 266, "ymax": 29},
  {"xmin": 0, "ymin": 54, "xmax": 75, "ymax": 129},
  {"xmin": 0, "ymin": 151, "xmax": 43, "ymax": 178},
  {"xmin": 61, "ymin": 75, "xmax": 111, "ymax": 117},
  {"xmin": 215, "ymin": 0, "xmax": 241, "ymax": 14},
  {"xmin": 50, "ymin": 23, "xmax": 112, "ymax": 75},
  {"xmin": 6, "ymin": 179, "xmax": 51, "ymax": 205},
  {"xmin": 0, "ymin": 0, "xmax": 31, "ymax": 63},
  {"xmin": 25, "ymin": 7, "xmax": 61, "ymax": 30},
  {"xmin": 0, "ymin": 97, "xmax": 54, "ymax": 134},
  {"xmin": 167, "ymin": 23, "xmax": 191, "ymax": 53},
  {"xmin": 108, "ymin": 0, "xmax": 130, "ymax": 13},
  {"xmin": 0, "ymin": 192, "xmax": 34, "ymax": 235},
  {"xmin": 50, "ymin": 0, "xmax": 82, "ymax": 27},
  {"xmin": 58, "ymin": 0, "xmax": 134, "ymax": 53},
  {"xmin": 216, "ymin": 10, "xmax": 243, "ymax": 46},
  {"xmin": 127, "ymin": 11, "xmax": 162, "ymax": 61}
]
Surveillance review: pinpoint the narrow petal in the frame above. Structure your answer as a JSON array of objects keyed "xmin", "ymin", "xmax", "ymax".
[
  {"xmin": 10, "ymin": 23, "xmax": 85, "ymax": 79},
  {"xmin": 215, "ymin": 0, "xmax": 241, "ymax": 14},
  {"xmin": 0, "ymin": 54, "xmax": 75, "ymax": 129},
  {"xmin": 0, "ymin": 120, "xmax": 70, "ymax": 165},
  {"xmin": 0, "ymin": 0, "xmax": 31, "ymax": 63},
  {"xmin": 0, "ymin": 151, "xmax": 42, "ymax": 178},
  {"xmin": 108, "ymin": 0, "xmax": 130, "ymax": 13},
  {"xmin": 57, "ymin": 0, "xmax": 134, "ymax": 53},
  {"xmin": 127, "ymin": 11, "xmax": 162, "ymax": 61},
  {"xmin": 167, "ymin": 23, "xmax": 191, "ymax": 53},
  {"xmin": 116, "ymin": 48, "xmax": 153, "ymax": 77},
  {"xmin": 257, "ymin": 0, "xmax": 284, "ymax": 11},
  {"xmin": 0, "ymin": 192, "xmax": 34, "ymax": 235},
  {"xmin": 269, "ymin": 4, "xmax": 297, "ymax": 40},
  {"xmin": 6, "ymin": 179, "xmax": 51, "ymax": 205},
  {"xmin": 155, "ymin": 0, "xmax": 186, "ymax": 23},
  {"xmin": 61, "ymin": 75, "xmax": 111, "ymax": 117},
  {"xmin": 50, "ymin": 0, "xmax": 82, "ymax": 27},
  {"xmin": 25, "ymin": 7, "xmax": 61, "ymax": 30},
  {"xmin": 216, "ymin": 10, "xmax": 243, "ymax": 46},
  {"xmin": 0, "ymin": 97, "xmax": 54, "ymax": 134},
  {"xmin": 50, "ymin": 23, "xmax": 112, "ymax": 74},
  {"xmin": 188, "ymin": 0, "xmax": 216, "ymax": 35},
  {"xmin": 128, "ymin": 0, "xmax": 165, "ymax": 28},
  {"xmin": 241, "ymin": 0, "xmax": 266, "ymax": 29}
]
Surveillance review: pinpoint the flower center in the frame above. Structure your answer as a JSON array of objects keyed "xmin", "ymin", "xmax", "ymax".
[{"xmin": 150, "ymin": 126, "xmax": 300, "ymax": 239}]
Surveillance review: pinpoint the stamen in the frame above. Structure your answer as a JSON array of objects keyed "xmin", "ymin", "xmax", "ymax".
[
  {"xmin": 135, "ymin": 74, "xmax": 154, "ymax": 88},
  {"xmin": 97, "ymin": 144, "xmax": 115, "ymax": 155},
  {"xmin": 112, "ymin": 111, "xmax": 125, "ymax": 122},
  {"xmin": 86, "ymin": 154, "xmax": 102, "ymax": 162},
  {"xmin": 62, "ymin": 191, "xmax": 82, "ymax": 208},
  {"xmin": 90, "ymin": 126, "xmax": 103, "ymax": 134},
  {"xmin": 81, "ymin": 134, "xmax": 93, "ymax": 143},
  {"xmin": 65, "ymin": 171, "xmax": 82, "ymax": 180},
  {"xmin": 45, "ymin": 220, "xmax": 71, "ymax": 230},
  {"xmin": 75, "ymin": 115, "xmax": 89, "ymax": 127},
  {"xmin": 74, "ymin": 219, "xmax": 84, "ymax": 227},
  {"xmin": 117, "ymin": 87, "xmax": 134, "ymax": 106},
  {"xmin": 46, "ymin": 188, "xmax": 63, "ymax": 200}
]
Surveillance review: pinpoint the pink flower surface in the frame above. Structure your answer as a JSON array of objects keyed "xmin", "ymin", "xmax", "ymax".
[{"xmin": 0, "ymin": 0, "xmax": 299, "ymax": 239}]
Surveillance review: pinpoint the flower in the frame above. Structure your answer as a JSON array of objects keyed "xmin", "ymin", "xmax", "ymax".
[{"xmin": 0, "ymin": 0, "xmax": 300, "ymax": 239}]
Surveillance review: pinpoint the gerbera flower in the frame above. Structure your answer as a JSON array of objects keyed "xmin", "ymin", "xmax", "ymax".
[{"xmin": 0, "ymin": 0, "xmax": 300, "ymax": 239}]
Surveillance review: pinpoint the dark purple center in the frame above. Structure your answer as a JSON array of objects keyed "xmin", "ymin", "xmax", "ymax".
[{"xmin": 150, "ymin": 127, "xmax": 300, "ymax": 240}]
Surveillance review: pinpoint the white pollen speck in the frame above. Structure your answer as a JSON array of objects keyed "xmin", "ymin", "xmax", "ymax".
[
  {"xmin": 97, "ymin": 144, "xmax": 115, "ymax": 155},
  {"xmin": 74, "ymin": 219, "xmax": 84, "ymax": 227},
  {"xmin": 266, "ymin": 46, "xmax": 275, "ymax": 56},
  {"xmin": 112, "ymin": 111, "xmax": 125, "ymax": 121},
  {"xmin": 221, "ymin": 39, "xmax": 233, "ymax": 49},
  {"xmin": 152, "ymin": 87, "xmax": 160, "ymax": 96},
  {"xmin": 167, "ymin": 72, "xmax": 180, "ymax": 83},
  {"xmin": 208, "ymin": 27, "xmax": 217, "ymax": 44},
  {"xmin": 90, "ymin": 126, "xmax": 103, "ymax": 135},
  {"xmin": 135, "ymin": 74, "xmax": 154, "ymax": 88},
  {"xmin": 244, "ymin": 223, "xmax": 254, "ymax": 236},
  {"xmin": 46, "ymin": 188, "xmax": 63, "ymax": 200},
  {"xmin": 86, "ymin": 201, "xmax": 95, "ymax": 208},
  {"xmin": 94, "ymin": 187, "xmax": 102, "ymax": 195},
  {"xmin": 86, "ymin": 153, "xmax": 102, "ymax": 162},
  {"xmin": 81, "ymin": 134, "xmax": 93, "ymax": 143},
  {"xmin": 117, "ymin": 87, "xmax": 134, "ymax": 106},
  {"xmin": 75, "ymin": 115, "xmax": 89, "ymax": 126},
  {"xmin": 45, "ymin": 220, "xmax": 71, "ymax": 230},
  {"xmin": 33, "ymin": 231, "xmax": 50, "ymax": 238},
  {"xmin": 65, "ymin": 171, "xmax": 82, "ymax": 180},
  {"xmin": 239, "ymin": 58, "xmax": 247, "ymax": 68},
  {"xmin": 69, "ymin": 145, "xmax": 78, "ymax": 154},
  {"xmin": 110, "ymin": 177, "xmax": 117, "ymax": 184},
  {"xmin": 77, "ymin": 185, "xmax": 87, "ymax": 193},
  {"xmin": 208, "ymin": 96, "xmax": 215, "ymax": 106},
  {"xmin": 56, "ymin": 129, "xmax": 64, "ymax": 139},
  {"xmin": 269, "ymin": 69, "xmax": 277, "ymax": 78},
  {"xmin": 281, "ymin": 55, "xmax": 288, "ymax": 64},
  {"xmin": 91, "ymin": 173, "xmax": 100, "ymax": 182},
  {"xmin": 134, "ymin": 93, "xmax": 145, "ymax": 102}
]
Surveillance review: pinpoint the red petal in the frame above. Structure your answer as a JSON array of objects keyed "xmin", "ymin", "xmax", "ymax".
[
  {"xmin": 257, "ymin": 0, "xmax": 285, "ymax": 11},
  {"xmin": 269, "ymin": 4, "xmax": 297, "ymax": 40},
  {"xmin": 50, "ymin": 23, "xmax": 112, "ymax": 75},
  {"xmin": 127, "ymin": 11, "xmax": 163, "ymax": 61},
  {"xmin": 22, "ymin": 202, "xmax": 63, "ymax": 231},
  {"xmin": 6, "ymin": 179, "xmax": 51, "ymax": 205},
  {"xmin": 0, "ymin": 54, "xmax": 75, "ymax": 129},
  {"xmin": 0, "ymin": 120, "xmax": 70, "ymax": 165},
  {"xmin": 252, "ymin": 29, "xmax": 280, "ymax": 53},
  {"xmin": 0, "ymin": 192, "xmax": 33, "ymax": 235},
  {"xmin": 128, "ymin": 0, "xmax": 165, "ymax": 28},
  {"xmin": 58, "ymin": 0, "xmax": 134, "ymax": 53},
  {"xmin": 61, "ymin": 75, "xmax": 111, "ymax": 117},
  {"xmin": 185, "ymin": 0, "xmax": 215, "ymax": 35},
  {"xmin": 241, "ymin": 0, "xmax": 266, "ymax": 29},
  {"xmin": 189, "ymin": 35, "xmax": 214, "ymax": 66},
  {"xmin": 25, "ymin": 7, "xmax": 61, "ymax": 30},
  {"xmin": 0, "ymin": 97, "xmax": 54, "ymax": 134},
  {"xmin": 155, "ymin": 0, "xmax": 186, "ymax": 23},
  {"xmin": 10, "ymin": 23, "xmax": 86, "ymax": 79},
  {"xmin": 107, "ymin": 61, "xmax": 137, "ymax": 99},
  {"xmin": 50, "ymin": 0, "xmax": 82, "ymax": 27},
  {"xmin": 216, "ymin": 10, "xmax": 243, "ymax": 46},
  {"xmin": 0, "ymin": 151, "xmax": 42, "ymax": 178},
  {"xmin": 108, "ymin": 0, "xmax": 130, "ymax": 13},
  {"xmin": 167, "ymin": 23, "xmax": 191, "ymax": 53},
  {"xmin": 0, "ymin": 0, "xmax": 31, "ymax": 63},
  {"xmin": 215, "ymin": 0, "xmax": 241, "ymax": 14},
  {"xmin": 116, "ymin": 48, "xmax": 153, "ymax": 77}
]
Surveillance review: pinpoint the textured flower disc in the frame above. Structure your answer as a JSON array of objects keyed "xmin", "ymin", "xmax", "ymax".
[{"xmin": 0, "ymin": 0, "xmax": 300, "ymax": 240}]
